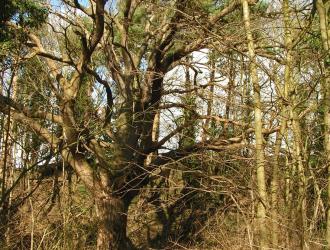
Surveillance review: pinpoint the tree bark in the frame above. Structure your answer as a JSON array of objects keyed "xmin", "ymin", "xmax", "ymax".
[
  {"xmin": 271, "ymin": 95, "xmax": 287, "ymax": 248},
  {"xmin": 202, "ymin": 54, "xmax": 215, "ymax": 141},
  {"xmin": 61, "ymin": 148, "xmax": 137, "ymax": 250},
  {"xmin": 95, "ymin": 194, "xmax": 134, "ymax": 250},
  {"xmin": 241, "ymin": 1, "xmax": 269, "ymax": 249},
  {"xmin": 224, "ymin": 53, "xmax": 235, "ymax": 136},
  {"xmin": 282, "ymin": 1, "xmax": 307, "ymax": 247},
  {"xmin": 316, "ymin": 0, "xmax": 330, "ymax": 247},
  {"xmin": 0, "ymin": 72, "xmax": 17, "ymax": 244}
]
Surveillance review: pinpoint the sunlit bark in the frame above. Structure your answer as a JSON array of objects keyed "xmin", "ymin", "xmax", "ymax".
[
  {"xmin": 316, "ymin": 0, "xmax": 330, "ymax": 247},
  {"xmin": 241, "ymin": 1, "xmax": 269, "ymax": 248}
]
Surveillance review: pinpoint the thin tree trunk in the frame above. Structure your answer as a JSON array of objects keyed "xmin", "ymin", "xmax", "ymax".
[
  {"xmin": 270, "ymin": 59, "xmax": 288, "ymax": 248},
  {"xmin": 291, "ymin": 110, "xmax": 307, "ymax": 248},
  {"xmin": 0, "ymin": 72, "xmax": 17, "ymax": 245},
  {"xmin": 271, "ymin": 106, "xmax": 287, "ymax": 248},
  {"xmin": 224, "ymin": 53, "xmax": 235, "ymax": 136},
  {"xmin": 146, "ymin": 111, "xmax": 160, "ymax": 165},
  {"xmin": 241, "ymin": 1, "xmax": 269, "ymax": 248},
  {"xmin": 181, "ymin": 57, "xmax": 196, "ymax": 148},
  {"xmin": 28, "ymin": 176, "xmax": 35, "ymax": 250},
  {"xmin": 202, "ymin": 54, "xmax": 215, "ymax": 141},
  {"xmin": 315, "ymin": 0, "xmax": 330, "ymax": 247},
  {"xmin": 282, "ymin": 1, "xmax": 307, "ymax": 247}
]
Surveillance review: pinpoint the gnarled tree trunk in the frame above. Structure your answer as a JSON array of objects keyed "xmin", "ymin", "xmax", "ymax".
[
  {"xmin": 61, "ymin": 149, "xmax": 137, "ymax": 250},
  {"xmin": 95, "ymin": 194, "xmax": 134, "ymax": 250}
]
